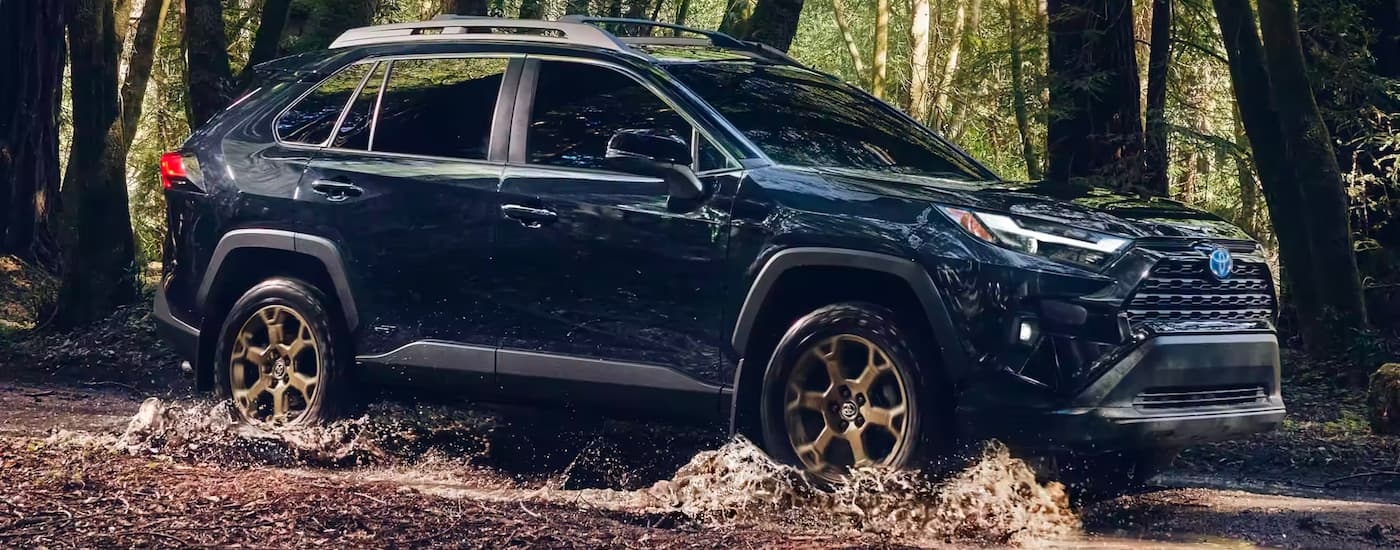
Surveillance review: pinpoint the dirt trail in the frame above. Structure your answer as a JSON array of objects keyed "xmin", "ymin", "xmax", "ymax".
[{"xmin": 2, "ymin": 381, "xmax": 1399, "ymax": 549}]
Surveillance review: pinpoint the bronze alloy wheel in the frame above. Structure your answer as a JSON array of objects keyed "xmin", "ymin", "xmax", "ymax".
[
  {"xmin": 229, "ymin": 304, "xmax": 321, "ymax": 425},
  {"xmin": 783, "ymin": 334, "xmax": 911, "ymax": 476}
]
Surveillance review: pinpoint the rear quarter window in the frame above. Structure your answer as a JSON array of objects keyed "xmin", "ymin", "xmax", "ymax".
[{"xmin": 275, "ymin": 63, "xmax": 372, "ymax": 146}]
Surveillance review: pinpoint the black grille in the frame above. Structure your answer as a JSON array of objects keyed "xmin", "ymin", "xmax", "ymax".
[
  {"xmin": 1125, "ymin": 248, "xmax": 1276, "ymax": 327},
  {"xmin": 1133, "ymin": 385, "xmax": 1268, "ymax": 410}
]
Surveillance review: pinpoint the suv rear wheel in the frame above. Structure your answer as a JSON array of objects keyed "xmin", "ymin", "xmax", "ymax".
[
  {"xmin": 759, "ymin": 302, "xmax": 950, "ymax": 482},
  {"xmin": 215, "ymin": 278, "xmax": 350, "ymax": 426}
]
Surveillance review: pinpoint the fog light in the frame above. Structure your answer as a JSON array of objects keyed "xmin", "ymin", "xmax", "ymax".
[{"xmin": 1017, "ymin": 320, "xmax": 1039, "ymax": 344}]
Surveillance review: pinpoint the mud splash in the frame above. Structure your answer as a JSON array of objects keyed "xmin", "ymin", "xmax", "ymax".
[
  {"xmin": 631, "ymin": 438, "xmax": 1079, "ymax": 545},
  {"xmin": 81, "ymin": 398, "xmax": 1079, "ymax": 546}
]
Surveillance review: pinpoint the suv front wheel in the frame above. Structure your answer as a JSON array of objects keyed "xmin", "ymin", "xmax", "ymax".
[
  {"xmin": 215, "ymin": 278, "xmax": 350, "ymax": 427},
  {"xmin": 759, "ymin": 302, "xmax": 951, "ymax": 481}
]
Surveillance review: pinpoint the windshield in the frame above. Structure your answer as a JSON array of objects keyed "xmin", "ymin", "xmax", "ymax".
[{"xmin": 665, "ymin": 63, "xmax": 992, "ymax": 181}]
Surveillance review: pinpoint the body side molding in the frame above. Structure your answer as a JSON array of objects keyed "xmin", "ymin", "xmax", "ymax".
[{"xmin": 196, "ymin": 228, "xmax": 361, "ymax": 330}]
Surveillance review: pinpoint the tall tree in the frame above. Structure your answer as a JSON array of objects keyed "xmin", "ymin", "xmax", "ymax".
[
  {"xmin": 1256, "ymin": 0, "xmax": 1369, "ymax": 338},
  {"xmin": 1144, "ymin": 0, "xmax": 1172, "ymax": 196},
  {"xmin": 908, "ymin": 0, "xmax": 932, "ymax": 121},
  {"xmin": 519, "ymin": 0, "xmax": 544, "ymax": 18},
  {"xmin": 0, "ymin": 0, "xmax": 66, "ymax": 263},
  {"xmin": 565, "ymin": 0, "xmax": 590, "ymax": 15},
  {"xmin": 745, "ymin": 0, "xmax": 805, "ymax": 52},
  {"xmin": 119, "ymin": 0, "xmax": 171, "ymax": 151},
  {"xmin": 831, "ymin": 0, "xmax": 866, "ymax": 83},
  {"xmin": 930, "ymin": 0, "xmax": 970, "ymax": 128},
  {"xmin": 872, "ymin": 0, "xmax": 889, "ymax": 98},
  {"xmin": 1213, "ymin": 0, "xmax": 1334, "ymax": 353},
  {"xmin": 1045, "ymin": 0, "xmax": 1146, "ymax": 189},
  {"xmin": 1008, "ymin": 0, "xmax": 1043, "ymax": 179},
  {"xmin": 57, "ymin": 0, "xmax": 140, "ymax": 326},
  {"xmin": 183, "ymin": 0, "xmax": 234, "ymax": 126},
  {"xmin": 446, "ymin": 0, "xmax": 490, "ymax": 15},
  {"xmin": 244, "ymin": 0, "xmax": 293, "ymax": 76}
]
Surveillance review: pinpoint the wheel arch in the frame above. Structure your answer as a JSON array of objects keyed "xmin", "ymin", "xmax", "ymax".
[
  {"xmin": 192, "ymin": 229, "xmax": 359, "ymax": 390},
  {"xmin": 727, "ymin": 247, "xmax": 970, "ymax": 435}
]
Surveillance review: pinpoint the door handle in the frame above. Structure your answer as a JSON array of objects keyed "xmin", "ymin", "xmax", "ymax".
[
  {"xmin": 310, "ymin": 179, "xmax": 364, "ymax": 202},
  {"xmin": 501, "ymin": 204, "xmax": 558, "ymax": 228}
]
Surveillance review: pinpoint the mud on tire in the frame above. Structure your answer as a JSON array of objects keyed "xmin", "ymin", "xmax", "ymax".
[
  {"xmin": 215, "ymin": 277, "xmax": 352, "ymax": 427},
  {"xmin": 758, "ymin": 302, "xmax": 954, "ymax": 482}
]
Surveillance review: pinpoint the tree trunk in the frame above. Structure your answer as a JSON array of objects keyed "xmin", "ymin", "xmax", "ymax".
[
  {"xmin": 243, "ymin": 0, "xmax": 292, "ymax": 77},
  {"xmin": 57, "ymin": 0, "xmax": 140, "ymax": 327},
  {"xmin": 120, "ymin": 0, "xmax": 169, "ymax": 151},
  {"xmin": 831, "ymin": 0, "xmax": 865, "ymax": 83},
  {"xmin": 674, "ymin": 0, "xmax": 690, "ymax": 26},
  {"xmin": 908, "ymin": 0, "xmax": 932, "ymax": 121},
  {"xmin": 1045, "ymin": 0, "xmax": 1146, "ymax": 189},
  {"xmin": 449, "ymin": 0, "xmax": 491, "ymax": 15},
  {"xmin": 519, "ymin": 0, "xmax": 544, "ymax": 18},
  {"xmin": 183, "ymin": 0, "xmax": 234, "ymax": 126},
  {"xmin": 565, "ymin": 0, "xmax": 590, "ymax": 15},
  {"xmin": 0, "ymin": 0, "xmax": 66, "ymax": 263},
  {"xmin": 1234, "ymin": 108, "xmax": 1258, "ymax": 236},
  {"xmin": 931, "ymin": 0, "xmax": 968, "ymax": 128},
  {"xmin": 1213, "ymin": 0, "xmax": 1326, "ymax": 351},
  {"xmin": 1256, "ymin": 0, "xmax": 1368, "ymax": 340},
  {"xmin": 872, "ymin": 0, "xmax": 889, "ymax": 98},
  {"xmin": 1144, "ymin": 0, "xmax": 1171, "ymax": 196},
  {"xmin": 1008, "ymin": 0, "xmax": 1042, "ymax": 179},
  {"xmin": 745, "ymin": 0, "xmax": 804, "ymax": 52}
]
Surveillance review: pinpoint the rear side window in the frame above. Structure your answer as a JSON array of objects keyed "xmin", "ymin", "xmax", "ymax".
[
  {"xmin": 372, "ymin": 57, "xmax": 509, "ymax": 160},
  {"xmin": 277, "ymin": 63, "xmax": 371, "ymax": 145},
  {"xmin": 333, "ymin": 62, "xmax": 386, "ymax": 150}
]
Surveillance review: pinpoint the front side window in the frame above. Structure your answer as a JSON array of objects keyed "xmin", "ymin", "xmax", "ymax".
[
  {"xmin": 372, "ymin": 57, "xmax": 509, "ymax": 160},
  {"xmin": 666, "ymin": 63, "xmax": 991, "ymax": 181},
  {"xmin": 528, "ymin": 60, "xmax": 715, "ymax": 171},
  {"xmin": 277, "ymin": 63, "xmax": 371, "ymax": 145}
]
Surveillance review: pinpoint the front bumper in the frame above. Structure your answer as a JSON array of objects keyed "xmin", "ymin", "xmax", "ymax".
[{"xmin": 962, "ymin": 332, "xmax": 1285, "ymax": 451}]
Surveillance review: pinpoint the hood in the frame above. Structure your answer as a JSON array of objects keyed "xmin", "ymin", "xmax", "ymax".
[{"xmin": 806, "ymin": 167, "xmax": 1252, "ymax": 241}]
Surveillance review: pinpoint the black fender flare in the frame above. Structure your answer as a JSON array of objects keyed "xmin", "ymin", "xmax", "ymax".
[
  {"xmin": 196, "ymin": 228, "xmax": 360, "ymax": 330},
  {"xmin": 728, "ymin": 247, "xmax": 970, "ymax": 401}
]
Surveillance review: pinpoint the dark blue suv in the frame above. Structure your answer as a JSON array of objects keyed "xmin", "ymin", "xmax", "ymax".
[{"xmin": 154, "ymin": 16, "xmax": 1284, "ymax": 482}]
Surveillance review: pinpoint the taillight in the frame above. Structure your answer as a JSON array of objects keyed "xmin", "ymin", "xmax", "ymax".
[{"xmin": 159, "ymin": 151, "xmax": 202, "ymax": 191}]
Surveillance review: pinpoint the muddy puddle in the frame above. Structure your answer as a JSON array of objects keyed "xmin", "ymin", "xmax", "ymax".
[{"xmin": 35, "ymin": 396, "xmax": 1084, "ymax": 546}]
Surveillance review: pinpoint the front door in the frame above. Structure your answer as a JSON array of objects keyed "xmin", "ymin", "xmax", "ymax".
[
  {"xmin": 296, "ymin": 56, "xmax": 519, "ymax": 382},
  {"xmin": 492, "ymin": 58, "xmax": 740, "ymax": 418}
]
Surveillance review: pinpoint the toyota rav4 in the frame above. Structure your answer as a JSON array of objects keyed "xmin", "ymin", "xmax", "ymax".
[{"xmin": 154, "ymin": 16, "xmax": 1285, "ymax": 483}]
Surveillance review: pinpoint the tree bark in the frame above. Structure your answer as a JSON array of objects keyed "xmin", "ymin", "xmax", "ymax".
[
  {"xmin": 745, "ymin": 0, "xmax": 804, "ymax": 52},
  {"xmin": 872, "ymin": 0, "xmax": 889, "ymax": 98},
  {"xmin": 1045, "ymin": 0, "xmax": 1146, "ymax": 189},
  {"xmin": 674, "ymin": 0, "xmax": 690, "ymax": 26},
  {"xmin": 0, "ymin": 0, "xmax": 66, "ymax": 262},
  {"xmin": 519, "ymin": 0, "xmax": 544, "ymax": 18},
  {"xmin": 931, "ymin": 0, "xmax": 968, "ymax": 128},
  {"xmin": 243, "ymin": 0, "xmax": 292, "ymax": 77},
  {"xmin": 57, "ymin": 0, "xmax": 140, "ymax": 327},
  {"xmin": 1213, "ymin": 0, "xmax": 1326, "ymax": 351},
  {"xmin": 831, "ymin": 0, "xmax": 865, "ymax": 83},
  {"xmin": 1144, "ymin": 0, "xmax": 1171, "ymax": 196},
  {"xmin": 1008, "ymin": 0, "xmax": 1042, "ymax": 179},
  {"xmin": 449, "ymin": 0, "xmax": 491, "ymax": 15},
  {"xmin": 1234, "ymin": 108, "xmax": 1258, "ymax": 236},
  {"xmin": 183, "ymin": 0, "xmax": 234, "ymax": 126},
  {"xmin": 120, "ymin": 0, "xmax": 169, "ymax": 151},
  {"xmin": 1257, "ymin": 0, "xmax": 1368, "ymax": 338},
  {"xmin": 908, "ymin": 0, "xmax": 932, "ymax": 121},
  {"xmin": 565, "ymin": 0, "xmax": 590, "ymax": 15}
]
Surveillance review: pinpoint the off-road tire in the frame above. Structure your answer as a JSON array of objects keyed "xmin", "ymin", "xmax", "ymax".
[
  {"xmin": 758, "ymin": 302, "xmax": 954, "ymax": 482},
  {"xmin": 215, "ymin": 277, "xmax": 352, "ymax": 426}
]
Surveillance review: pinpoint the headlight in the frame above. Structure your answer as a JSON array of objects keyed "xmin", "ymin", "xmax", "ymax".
[{"xmin": 937, "ymin": 206, "xmax": 1130, "ymax": 268}]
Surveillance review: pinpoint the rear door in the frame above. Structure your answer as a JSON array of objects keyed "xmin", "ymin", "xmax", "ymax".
[{"xmin": 295, "ymin": 55, "xmax": 521, "ymax": 381}]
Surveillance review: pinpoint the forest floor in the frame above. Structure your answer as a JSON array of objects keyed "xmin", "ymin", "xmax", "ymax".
[{"xmin": 1, "ymin": 288, "xmax": 1399, "ymax": 547}]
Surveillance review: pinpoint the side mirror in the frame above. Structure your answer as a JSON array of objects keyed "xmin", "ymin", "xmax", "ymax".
[
  {"xmin": 605, "ymin": 129, "xmax": 706, "ymax": 205},
  {"xmin": 606, "ymin": 129, "xmax": 693, "ymax": 166}
]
